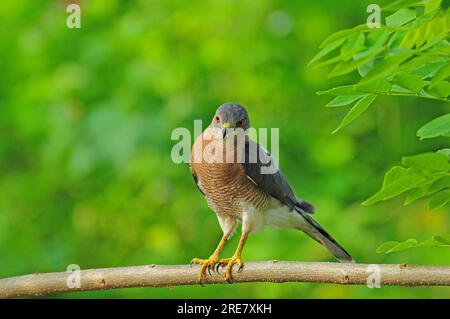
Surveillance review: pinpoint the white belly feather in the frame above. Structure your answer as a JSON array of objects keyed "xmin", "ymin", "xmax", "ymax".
[{"xmin": 239, "ymin": 198, "xmax": 308, "ymax": 233}]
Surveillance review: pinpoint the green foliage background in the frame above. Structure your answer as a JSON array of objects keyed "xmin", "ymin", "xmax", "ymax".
[{"xmin": 0, "ymin": 0, "xmax": 449, "ymax": 298}]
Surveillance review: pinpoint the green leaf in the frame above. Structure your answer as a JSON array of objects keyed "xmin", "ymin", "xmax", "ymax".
[
  {"xmin": 391, "ymin": 84, "xmax": 417, "ymax": 94},
  {"xmin": 391, "ymin": 74, "xmax": 424, "ymax": 93},
  {"xmin": 386, "ymin": 239, "xmax": 418, "ymax": 254},
  {"xmin": 404, "ymin": 180, "xmax": 435, "ymax": 205},
  {"xmin": 340, "ymin": 32, "xmax": 365, "ymax": 60},
  {"xmin": 360, "ymin": 51, "xmax": 415, "ymax": 83},
  {"xmin": 366, "ymin": 29, "xmax": 393, "ymax": 48},
  {"xmin": 416, "ymin": 237, "xmax": 438, "ymax": 247},
  {"xmin": 427, "ymin": 81, "xmax": 450, "ymax": 98},
  {"xmin": 377, "ymin": 234, "xmax": 450, "ymax": 254},
  {"xmin": 403, "ymin": 173, "xmax": 449, "ymax": 206},
  {"xmin": 429, "ymin": 176, "xmax": 450, "ymax": 193},
  {"xmin": 332, "ymin": 95, "xmax": 376, "ymax": 133},
  {"xmin": 376, "ymin": 241, "xmax": 399, "ymax": 253},
  {"xmin": 383, "ymin": 0, "xmax": 428, "ymax": 11},
  {"xmin": 397, "ymin": 54, "xmax": 446, "ymax": 74},
  {"xmin": 388, "ymin": 31, "xmax": 407, "ymax": 48},
  {"xmin": 434, "ymin": 235, "xmax": 450, "ymax": 246},
  {"xmin": 325, "ymin": 95, "xmax": 364, "ymax": 107},
  {"xmin": 424, "ymin": 0, "xmax": 443, "ymax": 13},
  {"xmin": 355, "ymin": 79, "xmax": 392, "ymax": 94},
  {"xmin": 363, "ymin": 166, "xmax": 426, "ymax": 205},
  {"xmin": 437, "ymin": 148, "xmax": 450, "ymax": 157},
  {"xmin": 308, "ymin": 38, "xmax": 346, "ymax": 67},
  {"xmin": 328, "ymin": 47, "xmax": 384, "ymax": 78},
  {"xmin": 358, "ymin": 61, "xmax": 374, "ymax": 77},
  {"xmin": 413, "ymin": 9, "xmax": 439, "ymax": 28},
  {"xmin": 328, "ymin": 59, "xmax": 366, "ymax": 78},
  {"xmin": 429, "ymin": 189, "xmax": 450, "ymax": 210},
  {"xmin": 417, "ymin": 113, "xmax": 450, "ymax": 139},
  {"xmin": 421, "ymin": 32, "xmax": 448, "ymax": 51},
  {"xmin": 317, "ymin": 85, "xmax": 356, "ymax": 96},
  {"xmin": 386, "ymin": 9, "xmax": 416, "ymax": 28},
  {"xmin": 411, "ymin": 61, "xmax": 448, "ymax": 79},
  {"xmin": 402, "ymin": 152, "xmax": 450, "ymax": 171},
  {"xmin": 357, "ymin": 57, "xmax": 383, "ymax": 78},
  {"xmin": 319, "ymin": 24, "xmax": 367, "ymax": 48},
  {"xmin": 310, "ymin": 55, "xmax": 344, "ymax": 69},
  {"xmin": 401, "ymin": 30, "xmax": 418, "ymax": 49},
  {"xmin": 353, "ymin": 46, "xmax": 385, "ymax": 61},
  {"xmin": 429, "ymin": 15, "xmax": 448, "ymax": 39}
]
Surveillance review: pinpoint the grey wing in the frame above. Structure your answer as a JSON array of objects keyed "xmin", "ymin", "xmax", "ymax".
[
  {"xmin": 189, "ymin": 163, "xmax": 205, "ymax": 196},
  {"xmin": 242, "ymin": 139, "xmax": 315, "ymax": 214}
]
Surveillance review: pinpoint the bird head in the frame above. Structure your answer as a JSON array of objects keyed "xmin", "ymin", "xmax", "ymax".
[{"xmin": 211, "ymin": 103, "xmax": 250, "ymax": 139}]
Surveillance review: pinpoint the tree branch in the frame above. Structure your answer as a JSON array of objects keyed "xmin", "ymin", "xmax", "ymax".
[{"xmin": 1, "ymin": 261, "xmax": 449, "ymax": 298}]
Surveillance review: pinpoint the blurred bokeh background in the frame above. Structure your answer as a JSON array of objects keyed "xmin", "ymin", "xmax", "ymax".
[{"xmin": 0, "ymin": 0, "xmax": 449, "ymax": 298}]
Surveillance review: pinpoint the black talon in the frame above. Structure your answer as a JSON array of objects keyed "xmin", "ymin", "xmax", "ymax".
[
  {"xmin": 207, "ymin": 265, "xmax": 212, "ymax": 276},
  {"xmin": 215, "ymin": 263, "xmax": 221, "ymax": 273},
  {"xmin": 238, "ymin": 266, "xmax": 243, "ymax": 273}
]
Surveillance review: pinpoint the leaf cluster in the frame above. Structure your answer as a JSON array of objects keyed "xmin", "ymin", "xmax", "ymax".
[{"xmin": 310, "ymin": 0, "xmax": 450, "ymax": 132}]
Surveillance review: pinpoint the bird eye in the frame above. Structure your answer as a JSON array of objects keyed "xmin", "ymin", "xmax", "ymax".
[
  {"xmin": 236, "ymin": 119, "xmax": 245, "ymax": 126},
  {"xmin": 215, "ymin": 116, "xmax": 220, "ymax": 123}
]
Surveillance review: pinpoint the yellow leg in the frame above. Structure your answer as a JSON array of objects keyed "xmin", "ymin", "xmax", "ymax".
[
  {"xmin": 191, "ymin": 233, "xmax": 229, "ymax": 282},
  {"xmin": 219, "ymin": 231, "xmax": 248, "ymax": 283}
]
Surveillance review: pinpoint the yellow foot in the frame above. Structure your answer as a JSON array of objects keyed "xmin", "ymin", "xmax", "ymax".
[
  {"xmin": 190, "ymin": 256, "xmax": 220, "ymax": 282},
  {"xmin": 218, "ymin": 256, "xmax": 243, "ymax": 283}
]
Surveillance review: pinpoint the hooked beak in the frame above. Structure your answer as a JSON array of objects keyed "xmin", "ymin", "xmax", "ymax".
[{"xmin": 222, "ymin": 122, "xmax": 231, "ymax": 139}]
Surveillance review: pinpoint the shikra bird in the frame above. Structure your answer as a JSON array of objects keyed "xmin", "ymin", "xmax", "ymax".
[{"xmin": 189, "ymin": 103, "xmax": 353, "ymax": 282}]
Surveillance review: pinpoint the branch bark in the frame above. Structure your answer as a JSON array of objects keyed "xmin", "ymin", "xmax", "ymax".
[{"xmin": 1, "ymin": 261, "xmax": 449, "ymax": 298}]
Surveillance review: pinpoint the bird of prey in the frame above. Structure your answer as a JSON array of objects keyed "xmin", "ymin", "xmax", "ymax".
[{"xmin": 189, "ymin": 103, "xmax": 353, "ymax": 282}]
